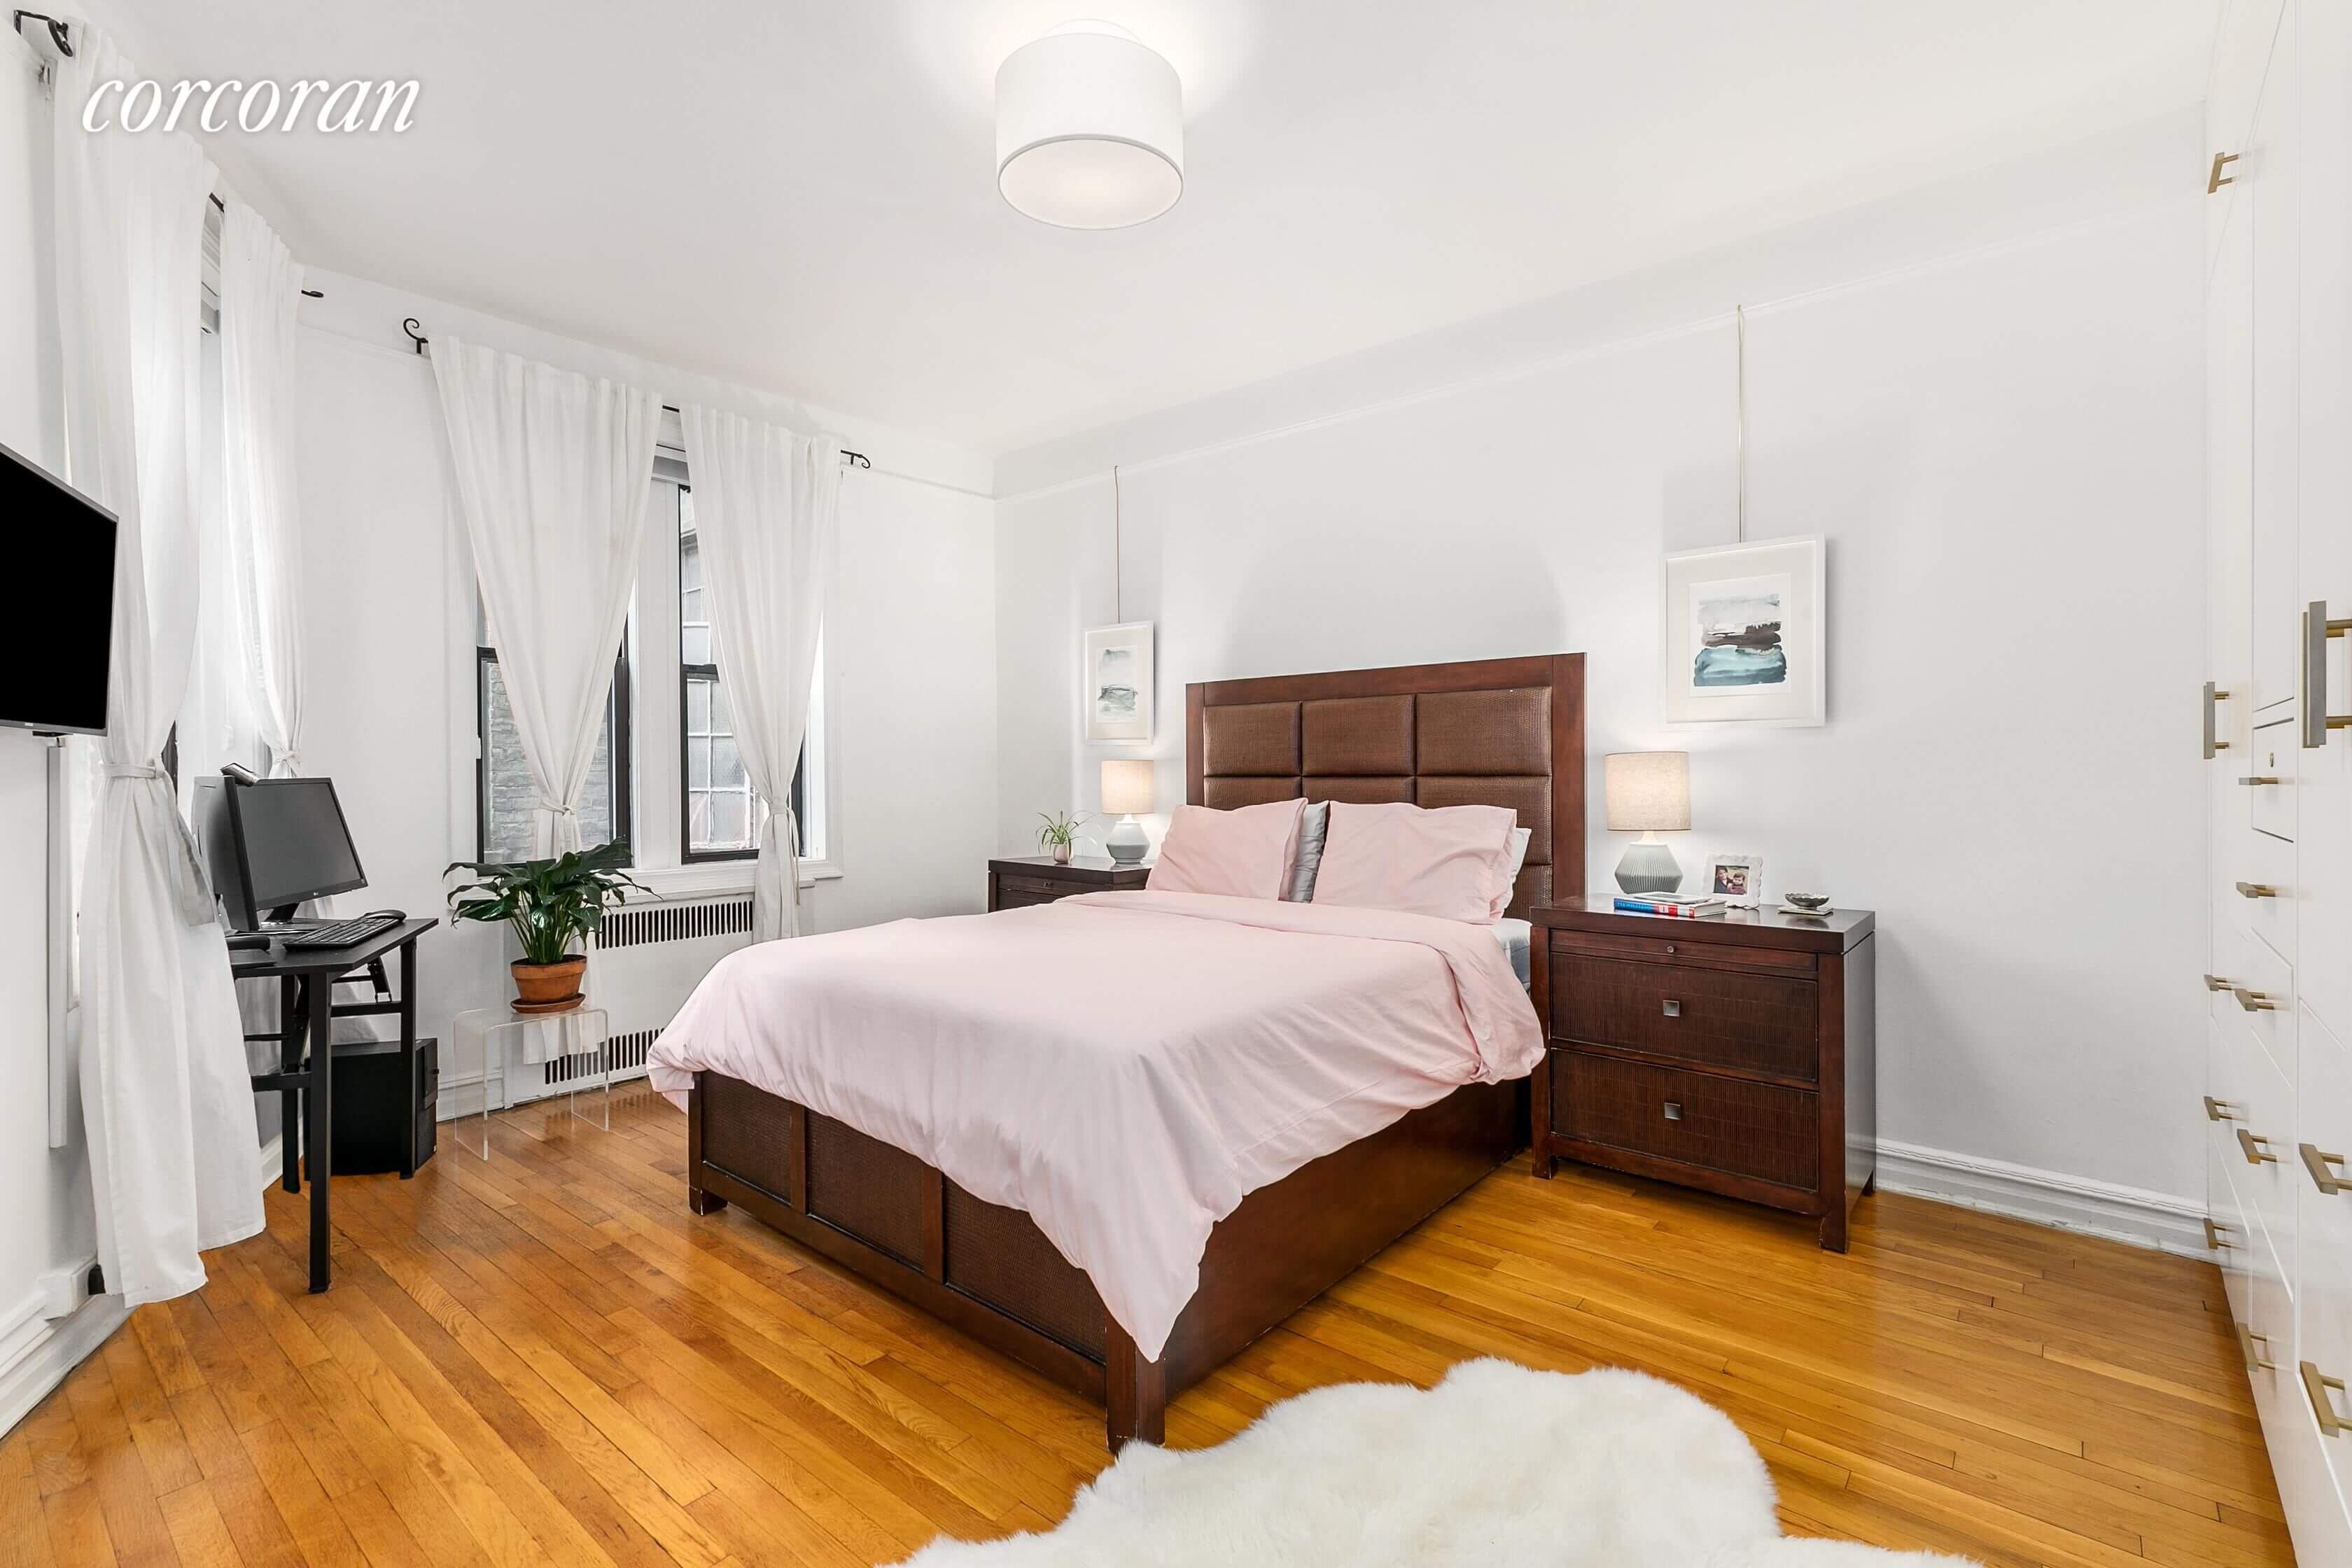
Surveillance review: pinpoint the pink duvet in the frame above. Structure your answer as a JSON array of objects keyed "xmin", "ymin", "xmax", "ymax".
[{"xmin": 646, "ymin": 890, "xmax": 1542, "ymax": 1360}]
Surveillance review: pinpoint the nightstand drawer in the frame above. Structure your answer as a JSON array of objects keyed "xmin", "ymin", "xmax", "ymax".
[
  {"xmin": 1550, "ymin": 928, "xmax": 1816, "ymax": 978},
  {"xmin": 1550, "ymin": 1051, "xmax": 1819, "ymax": 1193},
  {"xmin": 1550, "ymin": 954, "xmax": 1818, "ymax": 1082},
  {"xmin": 997, "ymin": 874, "xmax": 1075, "ymax": 899}
]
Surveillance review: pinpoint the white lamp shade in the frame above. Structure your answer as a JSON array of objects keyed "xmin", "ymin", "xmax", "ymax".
[
  {"xmin": 1100, "ymin": 758, "xmax": 1155, "ymax": 816},
  {"xmin": 1603, "ymin": 751, "xmax": 1690, "ymax": 832},
  {"xmin": 996, "ymin": 21, "xmax": 1183, "ymax": 229}
]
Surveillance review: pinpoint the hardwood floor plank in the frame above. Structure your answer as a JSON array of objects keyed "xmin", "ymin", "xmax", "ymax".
[{"xmin": 12, "ymin": 1091, "xmax": 2289, "ymax": 1566}]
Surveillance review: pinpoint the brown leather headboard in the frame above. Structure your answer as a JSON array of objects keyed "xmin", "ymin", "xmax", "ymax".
[{"xmin": 1184, "ymin": 654, "xmax": 1585, "ymax": 918}]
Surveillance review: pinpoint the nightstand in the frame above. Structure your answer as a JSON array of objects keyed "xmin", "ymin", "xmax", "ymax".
[
  {"xmin": 1530, "ymin": 898, "xmax": 1876, "ymax": 1251},
  {"xmin": 987, "ymin": 855, "xmax": 1152, "ymax": 911}
]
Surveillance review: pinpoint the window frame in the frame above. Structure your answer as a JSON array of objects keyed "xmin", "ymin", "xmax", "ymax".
[
  {"xmin": 474, "ymin": 640, "xmax": 634, "ymax": 866},
  {"xmin": 676, "ymin": 479, "xmax": 822, "ymax": 868}
]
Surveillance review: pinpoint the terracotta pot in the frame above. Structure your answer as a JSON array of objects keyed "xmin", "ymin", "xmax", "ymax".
[
  {"xmin": 511, "ymin": 955, "xmax": 587, "ymax": 1012},
  {"xmin": 1050, "ymin": 841, "xmax": 1072, "ymax": 864}
]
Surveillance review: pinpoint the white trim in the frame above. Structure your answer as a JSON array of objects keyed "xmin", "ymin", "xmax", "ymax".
[
  {"xmin": 0, "ymin": 1291, "xmax": 127, "ymax": 1437},
  {"xmin": 1874, "ymin": 1138, "xmax": 2208, "ymax": 1259}
]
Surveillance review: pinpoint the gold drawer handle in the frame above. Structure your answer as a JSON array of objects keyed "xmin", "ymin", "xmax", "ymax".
[
  {"xmin": 2233, "ymin": 986, "xmax": 2278, "ymax": 1012},
  {"xmin": 2204, "ymin": 1217, "xmax": 2236, "ymax": 1250},
  {"xmin": 2240, "ymin": 1323, "xmax": 2275, "ymax": 1374},
  {"xmin": 2234, "ymin": 881, "xmax": 2278, "ymax": 899},
  {"xmin": 2303, "ymin": 1362, "xmax": 2347, "ymax": 1437},
  {"xmin": 2301, "ymin": 1144, "xmax": 2347, "ymax": 1196},
  {"xmin": 2204, "ymin": 1096, "xmax": 2241, "ymax": 1122},
  {"xmin": 2204, "ymin": 974, "xmax": 2234, "ymax": 992},
  {"xmin": 2237, "ymin": 776, "xmax": 2281, "ymax": 786},
  {"xmin": 2239, "ymin": 1128, "xmax": 2279, "ymax": 1166},
  {"xmin": 2204, "ymin": 680, "xmax": 2232, "ymax": 757},
  {"xmin": 2208, "ymin": 151, "xmax": 2239, "ymax": 193},
  {"xmin": 2302, "ymin": 603, "xmax": 2351, "ymax": 750}
]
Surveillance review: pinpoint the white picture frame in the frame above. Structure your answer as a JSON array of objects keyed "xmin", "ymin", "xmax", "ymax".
[
  {"xmin": 1706, "ymin": 853, "xmax": 1763, "ymax": 909},
  {"xmin": 1082, "ymin": 621, "xmax": 1154, "ymax": 743},
  {"xmin": 1662, "ymin": 536, "xmax": 1826, "ymax": 726}
]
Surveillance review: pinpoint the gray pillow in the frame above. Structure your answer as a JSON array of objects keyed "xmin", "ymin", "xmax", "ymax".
[{"xmin": 1283, "ymin": 800, "xmax": 1331, "ymax": 902}]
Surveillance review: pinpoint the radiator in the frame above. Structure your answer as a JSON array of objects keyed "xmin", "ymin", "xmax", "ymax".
[{"xmin": 500, "ymin": 894, "xmax": 753, "ymax": 1102}]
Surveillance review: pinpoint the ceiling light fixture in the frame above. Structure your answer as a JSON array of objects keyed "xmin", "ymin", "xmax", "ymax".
[{"xmin": 995, "ymin": 20, "xmax": 1183, "ymax": 230}]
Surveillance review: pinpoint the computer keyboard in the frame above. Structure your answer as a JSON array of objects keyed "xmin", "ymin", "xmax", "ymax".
[{"xmin": 277, "ymin": 911, "xmax": 407, "ymax": 950}]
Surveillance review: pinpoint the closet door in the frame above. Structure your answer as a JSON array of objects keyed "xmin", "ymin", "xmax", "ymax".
[{"xmin": 2289, "ymin": 0, "xmax": 2352, "ymax": 1544}]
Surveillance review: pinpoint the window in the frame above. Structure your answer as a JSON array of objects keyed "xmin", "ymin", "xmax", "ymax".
[
  {"xmin": 678, "ymin": 486, "xmax": 823, "ymax": 864},
  {"xmin": 476, "ymin": 634, "xmax": 631, "ymax": 864}
]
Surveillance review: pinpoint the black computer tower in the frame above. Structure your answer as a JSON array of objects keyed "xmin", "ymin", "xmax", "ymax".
[{"xmin": 320, "ymin": 1035, "xmax": 438, "ymax": 1176}]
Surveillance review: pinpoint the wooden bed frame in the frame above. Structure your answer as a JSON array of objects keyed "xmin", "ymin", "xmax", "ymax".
[{"xmin": 682, "ymin": 652, "xmax": 1585, "ymax": 1448}]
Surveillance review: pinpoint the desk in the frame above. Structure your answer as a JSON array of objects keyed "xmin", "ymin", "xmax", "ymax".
[{"xmin": 233, "ymin": 918, "xmax": 435, "ymax": 1292}]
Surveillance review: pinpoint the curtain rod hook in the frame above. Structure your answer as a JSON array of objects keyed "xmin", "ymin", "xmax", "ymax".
[{"xmin": 401, "ymin": 317, "xmax": 428, "ymax": 356}]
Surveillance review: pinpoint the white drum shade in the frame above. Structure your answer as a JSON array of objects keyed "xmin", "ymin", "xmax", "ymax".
[{"xmin": 995, "ymin": 20, "xmax": 1184, "ymax": 229}]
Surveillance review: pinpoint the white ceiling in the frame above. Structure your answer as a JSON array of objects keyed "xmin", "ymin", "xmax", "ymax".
[{"xmin": 114, "ymin": 1, "xmax": 2216, "ymax": 454}]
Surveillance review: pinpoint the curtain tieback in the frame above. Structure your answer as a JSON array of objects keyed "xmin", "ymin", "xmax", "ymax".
[
  {"xmin": 103, "ymin": 763, "xmax": 168, "ymax": 781},
  {"xmin": 270, "ymin": 745, "xmax": 300, "ymax": 775},
  {"xmin": 102, "ymin": 763, "xmax": 218, "ymax": 924},
  {"xmin": 539, "ymin": 798, "xmax": 578, "ymax": 818}
]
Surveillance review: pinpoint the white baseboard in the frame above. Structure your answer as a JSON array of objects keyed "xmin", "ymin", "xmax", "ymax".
[
  {"xmin": 1874, "ymin": 1138, "xmax": 2208, "ymax": 1259},
  {"xmin": 0, "ymin": 1289, "xmax": 125, "ymax": 1436}
]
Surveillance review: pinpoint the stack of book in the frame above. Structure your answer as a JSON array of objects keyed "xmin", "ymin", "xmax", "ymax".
[{"xmin": 1611, "ymin": 892, "xmax": 1727, "ymax": 918}]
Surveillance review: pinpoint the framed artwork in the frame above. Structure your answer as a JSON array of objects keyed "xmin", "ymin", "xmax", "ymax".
[
  {"xmin": 1662, "ymin": 537, "xmax": 1826, "ymax": 726},
  {"xmin": 1706, "ymin": 853, "xmax": 1763, "ymax": 909},
  {"xmin": 1083, "ymin": 621, "xmax": 1154, "ymax": 743}
]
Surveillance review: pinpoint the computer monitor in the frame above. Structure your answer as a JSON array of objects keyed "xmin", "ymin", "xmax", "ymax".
[{"xmin": 202, "ymin": 775, "xmax": 368, "ymax": 928}]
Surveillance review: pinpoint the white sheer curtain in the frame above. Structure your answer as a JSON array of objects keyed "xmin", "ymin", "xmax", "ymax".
[
  {"xmin": 219, "ymin": 200, "xmax": 305, "ymax": 777},
  {"xmin": 54, "ymin": 25, "xmax": 263, "ymax": 1306},
  {"xmin": 681, "ymin": 406, "xmax": 839, "ymax": 941},
  {"xmin": 433, "ymin": 337, "xmax": 658, "ymax": 855}
]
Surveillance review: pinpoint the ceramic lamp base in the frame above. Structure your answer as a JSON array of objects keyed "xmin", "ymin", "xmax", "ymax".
[
  {"xmin": 1613, "ymin": 838, "xmax": 1682, "ymax": 895},
  {"xmin": 1105, "ymin": 815, "xmax": 1149, "ymax": 864}
]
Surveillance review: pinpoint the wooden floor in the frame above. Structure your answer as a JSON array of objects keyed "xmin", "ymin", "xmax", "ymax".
[{"xmin": 5, "ymin": 1085, "xmax": 2293, "ymax": 1567}]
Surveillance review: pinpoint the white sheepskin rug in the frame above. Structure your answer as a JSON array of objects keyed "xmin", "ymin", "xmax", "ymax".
[{"xmin": 899, "ymin": 1359, "xmax": 1974, "ymax": 1567}]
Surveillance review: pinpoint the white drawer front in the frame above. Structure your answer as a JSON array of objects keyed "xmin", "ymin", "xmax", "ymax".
[
  {"xmin": 2229, "ymin": 822, "xmax": 2297, "ymax": 970},
  {"xmin": 2235, "ymin": 1026, "xmax": 2299, "ymax": 1298},
  {"xmin": 2208, "ymin": 1016, "xmax": 2260, "ymax": 1324},
  {"xmin": 2241, "ymin": 718, "xmax": 2300, "ymax": 842},
  {"xmin": 2296, "ymin": 1008, "xmax": 2352, "ymax": 1522}
]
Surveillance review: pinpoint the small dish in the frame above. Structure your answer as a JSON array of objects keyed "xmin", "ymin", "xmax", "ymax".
[{"xmin": 1778, "ymin": 902, "xmax": 1833, "ymax": 918}]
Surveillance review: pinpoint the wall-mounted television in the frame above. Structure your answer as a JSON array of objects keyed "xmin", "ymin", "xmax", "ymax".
[{"xmin": 2, "ymin": 440, "xmax": 116, "ymax": 736}]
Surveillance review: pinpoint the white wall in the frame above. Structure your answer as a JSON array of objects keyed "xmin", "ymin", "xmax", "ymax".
[
  {"xmin": 290, "ymin": 274, "xmax": 1000, "ymax": 1066},
  {"xmin": 0, "ymin": 29, "xmax": 104, "ymax": 1408},
  {"xmin": 994, "ymin": 113, "xmax": 2208, "ymax": 1205}
]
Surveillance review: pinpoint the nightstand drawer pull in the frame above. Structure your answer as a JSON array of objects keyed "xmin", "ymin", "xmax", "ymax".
[
  {"xmin": 2204, "ymin": 1096, "xmax": 2241, "ymax": 1122},
  {"xmin": 2303, "ymin": 1363, "xmax": 2348, "ymax": 1438},
  {"xmin": 2301, "ymin": 1144, "xmax": 2346, "ymax": 1196},
  {"xmin": 1660, "ymin": 999, "xmax": 1681, "ymax": 1018},
  {"xmin": 2239, "ymin": 1129, "xmax": 2278, "ymax": 1166},
  {"xmin": 1662, "ymin": 1101, "xmax": 1682, "ymax": 1121},
  {"xmin": 2204, "ymin": 1217, "xmax": 2236, "ymax": 1250}
]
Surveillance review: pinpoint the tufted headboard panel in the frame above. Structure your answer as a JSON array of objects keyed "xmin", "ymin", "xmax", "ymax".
[{"xmin": 1184, "ymin": 654, "xmax": 1584, "ymax": 918}]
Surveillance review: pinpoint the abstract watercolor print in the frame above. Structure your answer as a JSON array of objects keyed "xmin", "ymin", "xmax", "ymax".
[
  {"xmin": 1082, "ymin": 621, "xmax": 1154, "ymax": 742},
  {"xmin": 1689, "ymin": 573, "xmax": 1791, "ymax": 692}
]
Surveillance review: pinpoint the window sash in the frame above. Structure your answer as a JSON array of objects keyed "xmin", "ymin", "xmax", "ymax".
[{"xmin": 475, "ymin": 644, "xmax": 632, "ymax": 864}]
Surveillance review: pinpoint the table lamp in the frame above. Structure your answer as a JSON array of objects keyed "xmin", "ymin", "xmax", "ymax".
[
  {"xmin": 1604, "ymin": 750, "xmax": 1689, "ymax": 894},
  {"xmin": 1100, "ymin": 760, "xmax": 1154, "ymax": 864}
]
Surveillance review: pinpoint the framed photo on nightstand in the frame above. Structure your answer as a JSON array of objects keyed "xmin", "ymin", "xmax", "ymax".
[{"xmin": 1706, "ymin": 853, "xmax": 1763, "ymax": 908}]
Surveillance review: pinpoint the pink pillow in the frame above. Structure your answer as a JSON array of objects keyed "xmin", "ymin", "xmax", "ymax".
[
  {"xmin": 1148, "ymin": 799, "xmax": 1307, "ymax": 901},
  {"xmin": 1310, "ymin": 802, "xmax": 1520, "ymax": 923}
]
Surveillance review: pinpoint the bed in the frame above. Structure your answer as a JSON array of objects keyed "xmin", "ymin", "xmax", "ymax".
[{"xmin": 659, "ymin": 652, "xmax": 1585, "ymax": 1449}]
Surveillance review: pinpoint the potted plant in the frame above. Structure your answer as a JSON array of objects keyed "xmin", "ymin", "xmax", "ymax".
[
  {"xmin": 444, "ymin": 841, "xmax": 648, "ymax": 1013},
  {"xmin": 1036, "ymin": 810, "xmax": 1086, "ymax": 865}
]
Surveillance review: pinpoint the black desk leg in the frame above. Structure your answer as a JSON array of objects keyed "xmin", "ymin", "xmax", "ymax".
[
  {"xmin": 279, "ymin": 976, "xmax": 301, "ymax": 1194},
  {"xmin": 302, "ymin": 972, "xmax": 332, "ymax": 1291},
  {"xmin": 398, "ymin": 938, "xmax": 419, "ymax": 1180}
]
